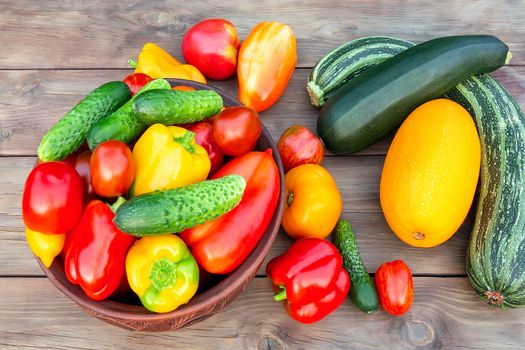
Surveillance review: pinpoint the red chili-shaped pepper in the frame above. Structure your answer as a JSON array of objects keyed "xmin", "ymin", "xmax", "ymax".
[
  {"xmin": 63, "ymin": 197, "xmax": 135, "ymax": 301},
  {"xmin": 266, "ymin": 238, "xmax": 350, "ymax": 324}
]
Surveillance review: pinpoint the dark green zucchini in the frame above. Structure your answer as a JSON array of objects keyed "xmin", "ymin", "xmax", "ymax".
[
  {"xmin": 317, "ymin": 35, "xmax": 511, "ymax": 155},
  {"xmin": 333, "ymin": 219, "xmax": 379, "ymax": 313}
]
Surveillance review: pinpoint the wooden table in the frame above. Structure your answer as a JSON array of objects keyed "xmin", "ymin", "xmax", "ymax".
[{"xmin": 1, "ymin": 1, "xmax": 525, "ymax": 349}]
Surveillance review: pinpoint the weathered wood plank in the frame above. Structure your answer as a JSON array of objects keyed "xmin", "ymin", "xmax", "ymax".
[
  {"xmin": 1, "ymin": 0, "xmax": 525, "ymax": 68},
  {"xmin": 1, "ymin": 67, "xmax": 524, "ymax": 156},
  {"xmin": 0, "ymin": 277, "xmax": 524, "ymax": 349},
  {"xmin": 0, "ymin": 156, "xmax": 471, "ymax": 277}
]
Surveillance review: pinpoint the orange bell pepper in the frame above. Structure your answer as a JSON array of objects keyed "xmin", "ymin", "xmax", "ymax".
[
  {"xmin": 282, "ymin": 164, "xmax": 342, "ymax": 239},
  {"xmin": 237, "ymin": 22, "xmax": 297, "ymax": 112}
]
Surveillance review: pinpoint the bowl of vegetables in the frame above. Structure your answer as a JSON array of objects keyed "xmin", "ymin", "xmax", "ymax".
[{"xmin": 24, "ymin": 78, "xmax": 285, "ymax": 331}]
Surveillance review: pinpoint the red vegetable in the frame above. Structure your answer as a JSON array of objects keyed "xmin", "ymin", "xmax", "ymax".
[
  {"xmin": 375, "ymin": 260, "xmax": 414, "ymax": 316},
  {"xmin": 277, "ymin": 125, "xmax": 324, "ymax": 173},
  {"xmin": 212, "ymin": 106, "xmax": 261, "ymax": 157},
  {"xmin": 74, "ymin": 151, "xmax": 95, "ymax": 203},
  {"xmin": 181, "ymin": 150, "xmax": 279, "ymax": 274},
  {"xmin": 90, "ymin": 140, "xmax": 135, "ymax": 197},
  {"xmin": 22, "ymin": 162, "xmax": 83, "ymax": 234},
  {"xmin": 123, "ymin": 73, "xmax": 153, "ymax": 96},
  {"xmin": 186, "ymin": 122, "xmax": 224, "ymax": 176},
  {"xmin": 266, "ymin": 238, "xmax": 350, "ymax": 324},
  {"xmin": 64, "ymin": 198, "xmax": 135, "ymax": 301},
  {"xmin": 182, "ymin": 19, "xmax": 240, "ymax": 80}
]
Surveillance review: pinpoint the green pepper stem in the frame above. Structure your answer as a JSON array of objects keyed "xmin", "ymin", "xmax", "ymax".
[
  {"xmin": 109, "ymin": 196, "xmax": 126, "ymax": 213},
  {"xmin": 273, "ymin": 287, "xmax": 287, "ymax": 301},
  {"xmin": 175, "ymin": 131, "xmax": 196, "ymax": 153},
  {"xmin": 128, "ymin": 58, "xmax": 138, "ymax": 68},
  {"xmin": 149, "ymin": 258, "xmax": 178, "ymax": 291}
]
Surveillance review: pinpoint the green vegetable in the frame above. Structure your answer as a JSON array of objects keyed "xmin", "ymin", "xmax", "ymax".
[
  {"xmin": 333, "ymin": 219, "xmax": 379, "ymax": 313},
  {"xmin": 114, "ymin": 175, "xmax": 246, "ymax": 236},
  {"xmin": 87, "ymin": 79, "xmax": 171, "ymax": 150},
  {"xmin": 307, "ymin": 36, "xmax": 413, "ymax": 107},
  {"xmin": 317, "ymin": 35, "xmax": 511, "ymax": 155},
  {"xmin": 132, "ymin": 89, "xmax": 223, "ymax": 126},
  {"xmin": 38, "ymin": 81, "xmax": 130, "ymax": 161},
  {"xmin": 320, "ymin": 36, "xmax": 525, "ymax": 307}
]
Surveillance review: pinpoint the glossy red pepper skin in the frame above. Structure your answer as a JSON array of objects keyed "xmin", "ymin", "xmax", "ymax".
[
  {"xmin": 266, "ymin": 238, "xmax": 350, "ymax": 324},
  {"xmin": 186, "ymin": 122, "xmax": 224, "ymax": 177},
  {"xmin": 180, "ymin": 150, "xmax": 279, "ymax": 274},
  {"xmin": 375, "ymin": 260, "xmax": 414, "ymax": 316},
  {"xmin": 63, "ymin": 199, "xmax": 135, "ymax": 301}
]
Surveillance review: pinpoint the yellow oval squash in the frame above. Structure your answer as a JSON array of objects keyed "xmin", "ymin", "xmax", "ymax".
[{"xmin": 380, "ymin": 98, "xmax": 481, "ymax": 248}]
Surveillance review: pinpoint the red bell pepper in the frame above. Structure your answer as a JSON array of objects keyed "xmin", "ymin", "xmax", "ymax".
[
  {"xmin": 64, "ymin": 197, "xmax": 135, "ymax": 301},
  {"xmin": 180, "ymin": 149, "xmax": 279, "ymax": 274},
  {"xmin": 266, "ymin": 238, "xmax": 350, "ymax": 324}
]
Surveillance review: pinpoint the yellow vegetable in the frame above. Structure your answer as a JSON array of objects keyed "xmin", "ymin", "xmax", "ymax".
[
  {"xmin": 25, "ymin": 227, "xmax": 66, "ymax": 268},
  {"xmin": 129, "ymin": 42, "xmax": 206, "ymax": 83},
  {"xmin": 380, "ymin": 99, "xmax": 481, "ymax": 248},
  {"xmin": 131, "ymin": 124, "xmax": 210, "ymax": 196}
]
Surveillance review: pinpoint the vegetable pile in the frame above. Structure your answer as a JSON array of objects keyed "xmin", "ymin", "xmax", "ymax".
[{"xmin": 23, "ymin": 18, "xmax": 525, "ymax": 323}]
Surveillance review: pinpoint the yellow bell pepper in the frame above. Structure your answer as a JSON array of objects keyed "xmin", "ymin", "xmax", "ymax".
[
  {"xmin": 126, "ymin": 235, "xmax": 199, "ymax": 313},
  {"xmin": 282, "ymin": 164, "xmax": 342, "ymax": 240},
  {"xmin": 129, "ymin": 42, "xmax": 207, "ymax": 84},
  {"xmin": 25, "ymin": 226, "xmax": 66, "ymax": 268},
  {"xmin": 131, "ymin": 124, "xmax": 211, "ymax": 196}
]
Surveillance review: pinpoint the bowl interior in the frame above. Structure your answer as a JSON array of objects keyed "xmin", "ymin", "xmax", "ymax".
[{"xmin": 36, "ymin": 79, "xmax": 285, "ymax": 331}]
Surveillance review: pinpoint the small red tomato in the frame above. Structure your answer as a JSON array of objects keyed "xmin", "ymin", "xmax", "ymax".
[
  {"xmin": 182, "ymin": 19, "xmax": 241, "ymax": 80},
  {"xmin": 90, "ymin": 140, "xmax": 135, "ymax": 197},
  {"xmin": 375, "ymin": 260, "xmax": 414, "ymax": 316},
  {"xmin": 123, "ymin": 73, "xmax": 152, "ymax": 96},
  {"xmin": 186, "ymin": 122, "xmax": 224, "ymax": 176},
  {"xmin": 22, "ymin": 162, "xmax": 83, "ymax": 234},
  {"xmin": 277, "ymin": 125, "xmax": 324, "ymax": 173},
  {"xmin": 212, "ymin": 106, "xmax": 261, "ymax": 157},
  {"xmin": 74, "ymin": 151, "xmax": 95, "ymax": 202}
]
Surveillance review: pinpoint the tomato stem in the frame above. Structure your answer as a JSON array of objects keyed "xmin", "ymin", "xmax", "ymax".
[
  {"xmin": 287, "ymin": 192, "xmax": 294, "ymax": 206},
  {"xmin": 273, "ymin": 286, "xmax": 287, "ymax": 301}
]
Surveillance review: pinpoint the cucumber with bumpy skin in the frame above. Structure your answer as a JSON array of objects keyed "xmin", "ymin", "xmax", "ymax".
[
  {"xmin": 114, "ymin": 175, "xmax": 246, "ymax": 236},
  {"xmin": 307, "ymin": 36, "xmax": 413, "ymax": 107},
  {"xmin": 132, "ymin": 89, "xmax": 223, "ymax": 126},
  {"xmin": 87, "ymin": 79, "xmax": 171, "ymax": 150},
  {"xmin": 38, "ymin": 81, "xmax": 130, "ymax": 161},
  {"xmin": 333, "ymin": 219, "xmax": 379, "ymax": 313}
]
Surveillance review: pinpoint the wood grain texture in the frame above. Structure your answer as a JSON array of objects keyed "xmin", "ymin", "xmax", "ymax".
[
  {"xmin": 1, "ymin": 0, "xmax": 525, "ymax": 69},
  {"xmin": 1, "ymin": 277, "xmax": 525, "ymax": 349},
  {"xmin": 0, "ymin": 156, "xmax": 471, "ymax": 277},
  {"xmin": 1, "ymin": 67, "xmax": 524, "ymax": 156}
]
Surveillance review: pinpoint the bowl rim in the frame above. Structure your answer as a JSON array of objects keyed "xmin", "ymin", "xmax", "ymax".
[{"xmin": 35, "ymin": 78, "xmax": 285, "ymax": 329}]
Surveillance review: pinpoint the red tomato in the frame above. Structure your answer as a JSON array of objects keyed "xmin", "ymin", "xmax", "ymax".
[
  {"xmin": 212, "ymin": 106, "xmax": 261, "ymax": 156},
  {"xmin": 90, "ymin": 140, "xmax": 135, "ymax": 197},
  {"xmin": 375, "ymin": 260, "xmax": 414, "ymax": 316},
  {"xmin": 182, "ymin": 19, "xmax": 241, "ymax": 80},
  {"xmin": 123, "ymin": 73, "xmax": 152, "ymax": 96},
  {"xmin": 277, "ymin": 125, "xmax": 324, "ymax": 173},
  {"xmin": 186, "ymin": 122, "xmax": 224, "ymax": 176},
  {"xmin": 74, "ymin": 151, "xmax": 95, "ymax": 203},
  {"xmin": 22, "ymin": 162, "xmax": 83, "ymax": 234},
  {"xmin": 172, "ymin": 85, "xmax": 195, "ymax": 91}
]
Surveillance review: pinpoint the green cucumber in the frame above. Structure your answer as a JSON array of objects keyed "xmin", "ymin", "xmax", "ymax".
[
  {"xmin": 323, "ymin": 36, "xmax": 525, "ymax": 307},
  {"xmin": 114, "ymin": 175, "xmax": 246, "ymax": 236},
  {"xmin": 333, "ymin": 219, "xmax": 379, "ymax": 313},
  {"xmin": 132, "ymin": 89, "xmax": 223, "ymax": 126},
  {"xmin": 317, "ymin": 35, "xmax": 511, "ymax": 155},
  {"xmin": 307, "ymin": 37, "xmax": 413, "ymax": 107},
  {"xmin": 86, "ymin": 79, "xmax": 171, "ymax": 150},
  {"xmin": 38, "ymin": 81, "xmax": 130, "ymax": 161}
]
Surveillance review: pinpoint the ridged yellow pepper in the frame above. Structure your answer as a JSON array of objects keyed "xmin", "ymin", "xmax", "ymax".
[
  {"xmin": 126, "ymin": 235, "xmax": 199, "ymax": 313},
  {"xmin": 129, "ymin": 43, "xmax": 207, "ymax": 84},
  {"xmin": 131, "ymin": 124, "xmax": 211, "ymax": 196},
  {"xmin": 25, "ymin": 227, "xmax": 66, "ymax": 268}
]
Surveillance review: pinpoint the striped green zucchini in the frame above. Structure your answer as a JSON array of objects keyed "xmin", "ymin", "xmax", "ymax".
[
  {"xmin": 329, "ymin": 36, "xmax": 525, "ymax": 307},
  {"xmin": 307, "ymin": 37, "xmax": 413, "ymax": 107}
]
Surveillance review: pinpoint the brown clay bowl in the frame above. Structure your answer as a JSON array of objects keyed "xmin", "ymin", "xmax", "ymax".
[{"xmin": 35, "ymin": 79, "xmax": 285, "ymax": 331}]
